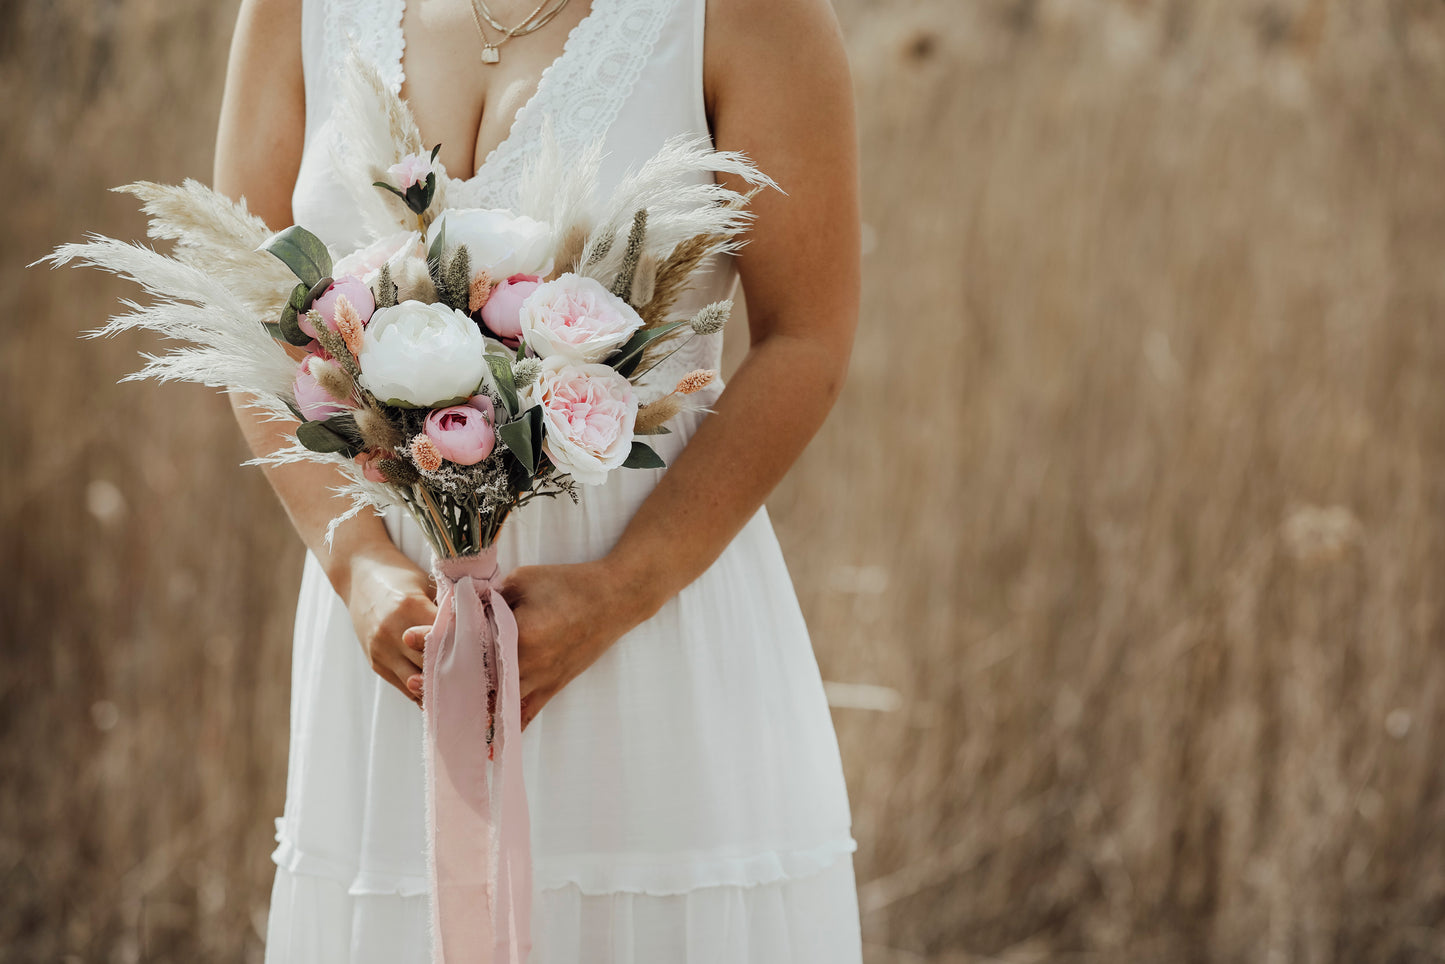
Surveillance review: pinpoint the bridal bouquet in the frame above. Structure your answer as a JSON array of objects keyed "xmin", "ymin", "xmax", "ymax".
[{"xmin": 43, "ymin": 53, "xmax": 770, "ymax": 964}]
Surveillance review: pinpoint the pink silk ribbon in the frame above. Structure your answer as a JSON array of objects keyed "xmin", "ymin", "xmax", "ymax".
[{"xmin": 422, "ymin": 549, "xmax": 532, "ymax": 964}]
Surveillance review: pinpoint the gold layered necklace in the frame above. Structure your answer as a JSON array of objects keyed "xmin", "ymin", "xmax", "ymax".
[{"xmin": 467, "ymin": 0, "xmax": 575, "ymax": 64}]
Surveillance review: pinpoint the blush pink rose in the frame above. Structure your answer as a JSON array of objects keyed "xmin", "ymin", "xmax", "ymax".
[
  {"xmin": 519, "ymin": 357, "xmax": 637, "ymax": 485},
  {"xmin": 424, "ymin": 404, "xmax": 496, "ymax": 466},
  {"xmin": 302, "ymin": 276, "xmax": 375, "ymax": 338},
  {"xmin": 354, "ymin": 450, "xmax": 389, "ymax": 484},
  {"xmin": 479, "ymin": 274, "xmax": 541, "ymax": 346},
  {"xmin": 517, "ymin": 274, "xmax": 643, "ymax": 363},
  {"xmin": 388, "ymin": 152, "xmax": 434, "ymax": 190},
  {"xmin": 293, "ymin": 353, "xmax": 349, "ymax": 421}
]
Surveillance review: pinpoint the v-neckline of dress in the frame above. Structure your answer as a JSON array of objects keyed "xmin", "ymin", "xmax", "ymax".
[{"xmin": 393, "ymin": 0, "xmax": 606, "ymax": 187}]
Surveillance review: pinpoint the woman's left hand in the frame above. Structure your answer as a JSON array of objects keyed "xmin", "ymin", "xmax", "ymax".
[{"xmin": 498, "ymin": 559, "xmax": 656, "ymax": 729}]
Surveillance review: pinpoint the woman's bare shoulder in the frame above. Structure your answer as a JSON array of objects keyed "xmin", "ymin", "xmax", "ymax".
[{"xmin": 703, "ymin": 0, "xmax": 851, "ymax": 122}]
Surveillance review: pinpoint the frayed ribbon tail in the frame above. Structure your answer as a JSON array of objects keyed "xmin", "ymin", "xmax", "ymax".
[{"xmin": 422, "ymin": 550, "xmax": 534, "ymax": 964}]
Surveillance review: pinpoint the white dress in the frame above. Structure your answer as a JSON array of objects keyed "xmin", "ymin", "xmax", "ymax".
[{"xmin": 264, "ymin": 0, "xmax": 862, "ymax": 960}]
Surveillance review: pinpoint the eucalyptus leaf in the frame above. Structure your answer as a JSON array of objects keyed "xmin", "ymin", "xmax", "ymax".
[
  {"xmin": 622, "ymin": 440, "xmax": 667, "ymax": 470},
  {"xmin": 305, "ymin": 276, "xmax": 333, "ymax": 310},
  {"xmin": 486, "ymin": 353, "xmax": 519, "ymax": 415},
  {"xmin": 497, "ymin": 410, "xmax": 541, "ymax": 476},
  {"xmin": 263, "ymin": 225, "xmax": 332, "ymax": 288},
  {"xmin": 277, "ymin": 282, "xmax": 312, "ymax": 347},
  {"xmin": 296, "ymin": 419, "xmax": 355, "ymax": 455},
  {"xmin": 320, "ymin": 412, "xmax": 364, "ymax": 446}
]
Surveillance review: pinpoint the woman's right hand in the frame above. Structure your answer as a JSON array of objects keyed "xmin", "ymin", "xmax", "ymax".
[{"xmin": 342, "ymin": 544, "xmax": 437, "ymax": 706}]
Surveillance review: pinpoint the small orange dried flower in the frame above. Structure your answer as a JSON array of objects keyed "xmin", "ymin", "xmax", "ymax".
[
  {"xmin": 334, "ymin": 294, "xmax": 366, "ymax": 357},
  {"xmin": 674, "ymin": 369, "xmax": 716, "ymax": 395},
  {"xmin": 411, "ymin": 435, "xmax": 443, "ymax": 473},
  {"xmin": 468, "ymin": 271, "xmax": 494, "ymax": 315}
]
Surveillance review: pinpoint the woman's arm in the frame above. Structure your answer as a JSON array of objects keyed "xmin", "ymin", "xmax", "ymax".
[
  {"xmin": 214, "ymin": 0, "xmax": 435, "ymax": 703},
  {"xmin": 505, "ymin": 0, "xmax": 859, "ymax": 723}
]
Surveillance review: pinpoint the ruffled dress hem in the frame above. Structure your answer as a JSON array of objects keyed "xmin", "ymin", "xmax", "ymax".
[{"xmin": 271, "ymin": 822, "xmax": 859, "ymax": 898}]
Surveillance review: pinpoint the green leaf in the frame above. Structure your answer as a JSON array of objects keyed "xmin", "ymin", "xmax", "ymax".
[
  {"xmin": 263, "ymin": 225, "xmax": 333, "ymax": 288},
  {"xmin": 622, "ymin": 440, "xmax": 666, "ymax": 470},
  {"xmin": 305, "ymin": 276, "xmax": 333, "ymax": 309},
  {"xmin": 320, "ymin": 412, "xmax": 364, "ymax": 447},
  {"xmin": 283, "ymin": 398, "xmax": 306, "ymax": 422},
  {"xmin": 429, "ymin": 143, "xmax": 442, "ymax": 163},
  {"xmin": 497, "ymin": 406, "xmax": 543, "ymax": 475},
  {"xmin": 296, "ymin": 419, "xmax": 356, "ymax": 455},
  {"xmin": 373, "ymin": 180, "xmax": 407, "ymax": 203},
  {"xmin": 486, "ymin": 353, "xmax": 519, "ymax": 415},
  {"xmin": 609, "ymin": 320, "xmax": 691, "ymax": 378},
  {"xmin": 427, "ymin": 218, "xmax": 447, "ymax": 268},
  {"xmin": 277, "ymin": 282, "xmax": 312, "ymax": 347}
]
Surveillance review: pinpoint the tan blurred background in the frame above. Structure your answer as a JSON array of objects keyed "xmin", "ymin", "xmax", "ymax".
[{"xmin": 5, "ymin": 0, "xmax": 1445, "ymax": 960}]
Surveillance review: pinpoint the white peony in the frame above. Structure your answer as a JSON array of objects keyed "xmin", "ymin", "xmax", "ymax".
[
  {"xmin": 520, "ymin": 356, "xmax": 639, "ymax": 485},
  {"xmin": 518, "ymin": 273, "xmax": 644, "ymax": 364},
  {"xmin": 426, "ymin": 208, "xmax": 554, "ymax": 280},
  {"xmin": 357, "ymin": 300, "xmax": 488, "ymax": 408}
]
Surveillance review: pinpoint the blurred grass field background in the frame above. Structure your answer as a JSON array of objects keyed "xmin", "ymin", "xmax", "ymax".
[{"xmin": 5, "ymin": 0, "xmax": 1445, "ymax": 960}]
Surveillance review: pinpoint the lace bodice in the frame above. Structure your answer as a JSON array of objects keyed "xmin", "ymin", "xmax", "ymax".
[{"xmin": 295, "ymin": 0, "xmax": 733, "ymax": 404}]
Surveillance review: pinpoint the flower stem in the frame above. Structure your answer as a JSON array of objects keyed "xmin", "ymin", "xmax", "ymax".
[{"xmin": 416, "ymin": 486, "xmax": 458, "ymax": 557}]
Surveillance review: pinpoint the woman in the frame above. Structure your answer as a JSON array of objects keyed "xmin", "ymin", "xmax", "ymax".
[{"xmin": 214, "ymin": 0, "xmax": 862, "ymax": 959}]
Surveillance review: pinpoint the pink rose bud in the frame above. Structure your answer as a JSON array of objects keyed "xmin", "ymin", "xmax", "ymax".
[
  {"xmin": 388, "ymin": 152, "xmax": 434, "ymax": 191},
  {"xmin": 465, "ymin": 393, "xmax": 496, "ymax": 423},
  {"xmin": 293, "ymin": 354, "xmax": 349, "ymax": 421},
  {"xmin": 303, "ymin": 276, "xmax": 376, "ymax": 338},
  {"xmin": 305, "ymin": 338, "xmax": 333, "ymax": 360},
  {"xmin": 480, "ymin": 274, "xmax": 541, "ymax": 346},
  {"xmin": 423, "ymin": 404, "xmax": 495, "ymax": 466},
  {"xmin": 354, "ymin": 450, "xmax": 390, "ymax": 484}
]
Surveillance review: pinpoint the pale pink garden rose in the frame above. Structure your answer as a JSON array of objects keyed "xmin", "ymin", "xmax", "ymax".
[
  {"xmin": 479, "ymin": 274, "xmax": 541, "ymax": 345},
  {"xmin": 424, "ymin": 403, "xmax": 496, "ymax": 466},
  {"xmin": 293, "ymin": 353, "xmax": 349, "ymax": 421},
  {"xmin": 518, "ymin": 273, "xmax": 643, "ymax": 364},
  {"xmin": 520, "ymin": 356, "xmax": 638, "ymax": 485},
  {"xmin": 387, "ymin": 152, "xmax": 434, "ymax": 191},
  {"xmin": 353, "ymin": 450, "xmax": 389, "ymax": 484},
  {"xmin": 301, "ymin": 275, "xmax": 375, "ymax": 339},
  {"xmin": 333, "ymin": 230, "xmax": 425, "ymax": 287}
]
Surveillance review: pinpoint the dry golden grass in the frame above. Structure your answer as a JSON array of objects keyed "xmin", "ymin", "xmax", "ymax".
[{"xmin": 4, "ymin": 0, "xmax": 1445, "ymax": 961}]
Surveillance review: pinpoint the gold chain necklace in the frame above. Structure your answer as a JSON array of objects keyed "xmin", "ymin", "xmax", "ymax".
[{"xmin": 467, "ymin": 0, "xmax": 574, "ymax": 64}]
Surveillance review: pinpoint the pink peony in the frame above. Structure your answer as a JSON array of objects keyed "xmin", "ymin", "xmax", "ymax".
[
  {"xmin": 424, "ymin": 404, "xmax": 496, "ymax": 466},
  {"xmin": 519, "ymin": 357, "xmax": 637, "ymax": 485},
  {"xmin": 479, "ymin": 274, "xmax": 541, "ymax": 346},
  {"xmin": 517, "ymin": 274, "xmax": 643, "ymax": 363},
  {"xmin": 354, "ymin": 450, "xmax": 389, "ymax": 484},
  {"xmin": 302, "ymin": 276, "xmax": 375, "ymax": 338},
  {"xmin": 387, "ymin": 152, "xmax": 434, "ymax": 190},
  {"xmin": 465, "ymin": 393, "xmax": 496, "ymax": 423},
  {"xmin": 293, "ymin": 353, "xmax": 349, "ymax": 421}
]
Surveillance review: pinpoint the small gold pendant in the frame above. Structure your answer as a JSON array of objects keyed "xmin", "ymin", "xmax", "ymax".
[{"xmin": 481, "ymin": 45, "xmax": 501, "ymax": 64}]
